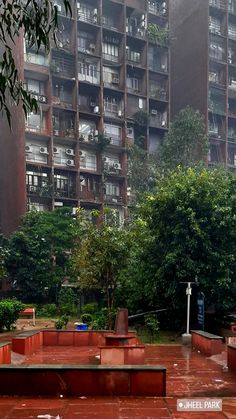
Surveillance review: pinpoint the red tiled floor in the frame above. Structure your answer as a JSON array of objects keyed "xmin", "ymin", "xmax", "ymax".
[{"xmin": 3, "ymin": 340, "xmax": 236, "ymax": 417}]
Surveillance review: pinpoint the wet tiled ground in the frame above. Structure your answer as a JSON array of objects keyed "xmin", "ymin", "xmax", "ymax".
[
  {"xmin": 2, "ymin": 342, "xmax": 236, "ymax": 417},
  {"xmin": 0, "ymin": 396, "xmax": 235, "ymax": 418}
]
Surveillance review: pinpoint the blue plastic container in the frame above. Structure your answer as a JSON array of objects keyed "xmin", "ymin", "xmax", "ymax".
[{"xmin": 76, "ymin": 323, "xmax": 88, "ymax": 331}]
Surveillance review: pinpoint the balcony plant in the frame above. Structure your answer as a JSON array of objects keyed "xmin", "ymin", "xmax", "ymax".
[{"xmin": 147, "ymin": 23, "xmax": 169, "ymax": 47}]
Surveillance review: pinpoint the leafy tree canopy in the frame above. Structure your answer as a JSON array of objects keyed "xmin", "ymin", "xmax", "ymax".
[
  {"xmin": 71, "ymin": 209, "xmax": 132, "ymax": 328},
  {"xmin": 5, "ymin": 208, "xmax": 79, "ymax": 302},
  {"xmin": 159, "ymin": 106, "xmax": 208, "ymax": 170},
  {"xmin": 0, "ymin": 0, "xmax": 71, "ymax": 124},
  {"xmin": 130, "ymin": 167, "xmax": 236, "ymax": 326}
]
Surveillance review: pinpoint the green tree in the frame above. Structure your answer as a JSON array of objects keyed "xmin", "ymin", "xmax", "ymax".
[
  {"xmin": 160, "ymin": 107, "xmax": 208, "ymax": 170},
  {"xmin": 0, "ymin": 0, "xmax": 71, "ymax": 124},
  {"xmin": 5, "ymin": 208, "xmax": 79, "ymax": 302},
  {"xmin": 72, "ymin": 210, "xmax": 132, "ymax": 328},
  {"xmin": 133, "ymin": 167, "xmax": 236, "ymax": 327},
  {"xmin": 0, "ymin": 234, "xmax": 8, "ymax": 280}
]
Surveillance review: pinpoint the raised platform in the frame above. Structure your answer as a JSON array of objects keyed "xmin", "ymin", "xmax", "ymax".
[{"xmin": 191, "ymin": 330, "xmax": 224, "ymax": 356}]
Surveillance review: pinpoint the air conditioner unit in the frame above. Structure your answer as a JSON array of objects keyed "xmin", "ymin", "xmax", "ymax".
[
  {"xmin": 113, "ymin": 163, "xmax": 121, "ymax": 170},
  {"xmin": 93, "ymin": 106, "xmax": 99, "ymax": 113},
  {"xmin": 127, "ymin": 127, "xmax": 134, "ymax": 137},
  {"xmin": 118, "ymin": 110, "xmax": 122, "ymax": 117},
  {"xmin": 104, "ymin": 162, "xmax": 109, "ymax": 170},
  {"xmin": 151, "ymin": 109, "xmax": 158, "ymax": 115},
  {"xmin": 93, "ymin": 8, "xmax": 98, "ymax": 16},
  {"xmin": 94, "ymin": 129, "xmax": 99, "ymax": 136},
  {"xmin": 79, "ymin": 150, "xmax": 86, "ymax": 158},
  {"xmin": 54, "ymin": 129, "xmax": 59, "ymax": 136},
  {"xmin": 29, "ymin": 185, "xmax": 37, "ymax": 192},
  {"xmin": 103, "ymin": 156, "xmax": 109, "ymax": 162},
  {"xmin": 53, "ymin": 147, "xmax": 59, "ymax": 153},
  {"xmin": 79, "ymin": 135, "xmax": 85, "ymax": 141},
  {"xmin": 39, "ymin": 147, "xmax": 48, "ymax": 154},
  {"xmin": 25, "ymin": 145, "xmax": 33, "ymax": 153},
  {"xmin": 66, "ymin": 159, "xmax": 75, "ymax": 167},
  {"xmin": 66, "ymin": 148, "xmax": 75, "ymax": 156},
  {"xmin": 161, "ymin": 120, "xmax": 167, "ymax": 127},
  {"xmin": 89, "ymin": 43, "xmax": 95, "ymax": 52},
  {"xmin": 55, "ymin": 4, "xmax": 62, "ymax": 12},
  {"xmin": 38, "ymin": 95, "xmax": 47, "ymax": 103},
  {"xmin": 161, "ymin": 64, "xmax": 167, "ymax": 71},
  {"xmin": 112, "ymin": 77, "xmax": 119, "ymax": 85}
]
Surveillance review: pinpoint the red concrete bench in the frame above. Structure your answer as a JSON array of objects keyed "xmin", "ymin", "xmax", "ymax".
[
  {"xmin": 12, "ymin": 331, "xmax": 42, "ymax": 355},
  {"xmin": 191, "ymin": 330, "xmax": 224, "ymax": 356},
  {"xmin": 0, "ymin": 342, "xmax": 11, "ymax": 364},
  {"xmin": 0, "ymin": 364, "xmax": 166, "ymax": 396},
  {"xmin": 227, "ymin": 344, "xmax": 236, "ymax": 370}
]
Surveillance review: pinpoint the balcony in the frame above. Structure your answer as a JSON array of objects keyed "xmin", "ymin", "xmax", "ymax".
[
  {"xmin": 148, "ymin": 0, "xmax": 168, "ymax": 17},
  {"xmin": 126, "ymin": 48, "xmax": 141, "ymax": 65},
  {"xmin": 78, "ymin": 62, "xmax": 100, "ymax": 84},
  {"xmin": 228, "ymin": 24, "xmax": 236, "ymax": 41},
  {"xmin": 149, "ymin": 84, "xmax": 168, "ymax": 101},
  {"xmin": 80, "ymin": 186, "xmax": 102, "ymax": 202},
  {"xmin": 209, "ymin": 41, "xmax": 225, "ymax": 62},
  {"xmin": 149, "ymin": 110, "xmax": 168, "ymax": 128},
  {"xmin": 104, "ymin": 100, "xmax": 123, "ymax": 118},
  {"xmin": 209, "ymin": 0, "xmax": 226, "ymax": 10},
  {"xmin": 77, "ymin": 3, "xmax": 98, "ymax": 25},
  {"xmin": 54, "ymin": 175, "xmax": 76, "ymax": 199},
  {"xmin": 51, "ymin": 56, "xmax": 75, "ymax": 79},
  {"xmin": 26, "ymin": 184, "xmax": 52, "ymax": 197},
  {"xmin": 103, "ymin": 69, "xmax": 120, "ymax": 89},
  {"xmin": 25, "ymin": 121, "xmax": 49, "ymax": 136},
  {"xmin": 102, "ymin": 15, "xmax": 119, "ymax": 32},
  {"xmin": 104, "ymin": 194, "xmax": 123, "ymax": 204},
  {"xmin": 209, "ymin": 17, "xmax": 222, "ymax": 36},
  {"xmin": 229, "ymin": 0, "xmax": 236, "ymax": 14},
  {"xmin": 53, "ymin": 111, "xmax": 76, "ymax": 138}
]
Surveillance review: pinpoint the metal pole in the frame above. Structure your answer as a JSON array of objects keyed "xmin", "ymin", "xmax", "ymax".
[{"xmin": 186, "ymin": 282, "xmax": 191, "ymax": 334}]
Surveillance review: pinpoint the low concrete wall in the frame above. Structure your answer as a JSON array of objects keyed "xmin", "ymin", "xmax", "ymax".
[
  {"xmin": 12, "ymin": 331, "xmax": 42, "ymax": 355},
  {"xmin": 0, "ymin": 342, "xmax": 11, "ymax": 364},
  {"xmin": 227, "ymin": 344, "xmax": 236, "ymax": 370},
  {"xmin": 191, "ymin": 330, "xmax": 224, "ymax": 356},
  {"xmin": 100, "ymin": 345, "xmax": 145, "ymax": 365},
  {"xmin": 0, "ymin": 365, "xmax": 166, "ymax": 396}
]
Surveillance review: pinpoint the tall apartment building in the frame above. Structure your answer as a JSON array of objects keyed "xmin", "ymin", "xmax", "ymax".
[
  {"xmin": 170, "ymin": 0, "xmax": 236, "ymax": 168},
  {"xmin": 0, "ymin": 0, "xmax": 169, "ymax": 235}
]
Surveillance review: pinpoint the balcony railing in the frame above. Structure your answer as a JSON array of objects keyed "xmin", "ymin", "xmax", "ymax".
[
  {"xmin": 25, "ymin": 124, "xmax": 49, "ymax": 136},
  {"xmin": 104, "ymin": 102, "xmax": 123, "ymax": 117},
  {"xmin": 209, "ymin": 0, "xmax": 226, "ymax": 10},
  {"xmin": 78, "ymin": 66, "xmax": 100, "ymax": 84},
  {"xmin": 53, "ymin": 127, "xmax": 75, "ymax": 138},
  {"xmin": 102, "ymin": 16, "xmax": 119, "ymax": 31},
  {"xmin": 54, "ymin": 187, "xmax": 76, "ymax": 199},
  {"xmin": 149, "ymin": 112, "xmax": 168, "ymax": 128},
  {"xmin": 104, "ymin": 194, "xmax": 123, "ymax": 204},
  {"xmin": 52, "ymin": 96, "xmax": 73, "ymax": 109},
  {"xmin": 149, "ymin": 85, "xmax": 168, "ymax": 100},
  {"xmin": 109, "ymin": 135, "xmax": 122, "ymax": 146},
  {"xmin": 77, "ymin": 6, "xmax": 98, "ymax": 25},
  {"xmin": 80, "ymin": 188, "xmax": 102, "ymax": 201},
  {"xmin": 26, "ymin": 184, "xmax": 52, "ymax": 197},
  {"xmin": 148, "ymin": 1, "xmax": 168, "ymax": 17},
  {"xmin": 51, "ymin": 58, "xmax": 75, "ymax": 79}
]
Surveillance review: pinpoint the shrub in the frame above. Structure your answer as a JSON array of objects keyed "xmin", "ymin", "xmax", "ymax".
[
  {"xmin": 0, "ymin": 299, "xmax": 25, "ymax": 332},
  {"xmin": 59, "ymin": 303, "xmax": 77, "ymax": 317},
  {"xmin": 92, "ymin": 308, "xmax": 116, "ymax": 330},
  {"xmin": 144, "ymin": 314, "xmax": 160, "ymax": 341},
  {"xmin": 37, "ymin": 304, "xmax": 58, "ymax": 318},
  {"xmin": 81, "ymin": 303, "xmax": 98, "ymax": 315},
  {"xmin": 81, "ymin": 313, "xmax": 93, "ymax": 325},
  {"xmin": 58, "ymin": 287, "xmax": 77, "ymax": 307},
  {"xmin": 54, "ymin": 318, "xmax": 64, "ymax": 330}
]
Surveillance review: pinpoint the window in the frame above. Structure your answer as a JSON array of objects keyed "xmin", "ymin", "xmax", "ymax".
[
  {"xmin": 25, "ymin": 79, "xmax": 45, "ymax": 95},
  {"xmin": 79, "ymin": 120, "xmax": 96, "ymax": 141},
  {"xmin": 80, "ymin": 152, "xmax": 97, "ymax": 171},
  {"xmin": 126, "ymin": 46, "xmax": 141, "ymax": 63},
  {"xmin": 78, "ymin": 62, "xmax": 99, "ymax": 83},
  {"xmin": 26, "ymin": 112, "xmax": 46, "ymax": 133},
  {"xmin": 105, "ymin": 182, "xmax": 120, "ymax": 196},
  {"xmin": 127, "ymin": 76, "xmax": 140, "ymax": 91},
  {"xmin": 102, "ymin": 42, "xmax": 119, "ymax": 62},
  {"xmin": 104, "ymin": 124, "xmax": 122, "ymax": 146}
]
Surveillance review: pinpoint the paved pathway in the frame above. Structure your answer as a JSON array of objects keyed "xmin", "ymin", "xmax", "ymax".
[{"xmin": 1, "ymin": 341, "xmax": 236, "ymax": 417}]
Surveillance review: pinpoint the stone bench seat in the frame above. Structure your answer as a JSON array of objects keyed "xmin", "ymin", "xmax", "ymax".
[{"xmin": 191, "ymin": 330, "xmax": 224, "ymax": 356}]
